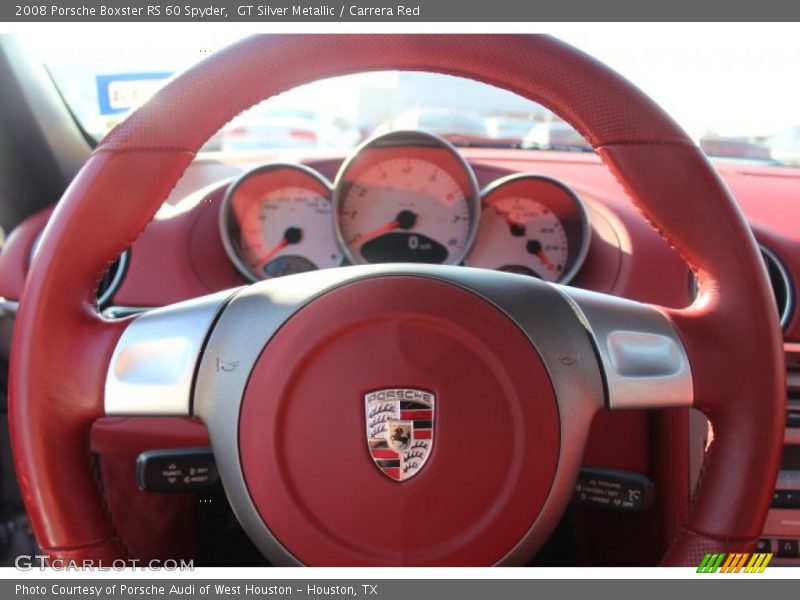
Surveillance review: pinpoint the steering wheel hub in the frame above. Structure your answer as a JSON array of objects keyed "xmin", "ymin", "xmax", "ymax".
[{"xmin": 238, "ymin": 276, "xmax": 560, "ymax": 565}]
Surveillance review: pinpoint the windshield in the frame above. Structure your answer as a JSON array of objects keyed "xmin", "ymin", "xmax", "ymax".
[{"xmin": 24, "ymin": 26, "xmax": 800, "ymax": 166}]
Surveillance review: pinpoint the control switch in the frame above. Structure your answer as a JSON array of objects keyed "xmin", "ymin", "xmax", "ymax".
[
  {"xmin": 137, "ymin": 447, "xmax": 218, "ymax": 492},
  {"xmin": 572, "ymin": 466, "xmax": 654, "ymax": 512}
]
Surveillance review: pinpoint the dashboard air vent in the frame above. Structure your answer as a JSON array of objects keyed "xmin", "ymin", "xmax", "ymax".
[
  {"xmin": 688, "ymin": 244, "xmax": 793, "ymax": 329},
  {"xmin": 760, "ymin": 245, "xmax": 793, "ymax": 329},
  {"xmin": 30, "ymin": 231, "xmax": 128, "ymax": 308}
]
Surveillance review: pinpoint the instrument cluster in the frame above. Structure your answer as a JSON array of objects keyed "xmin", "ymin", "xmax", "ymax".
[{"xmin": 220, "ymin": 130, "xmax": 590, "ymax": 284}]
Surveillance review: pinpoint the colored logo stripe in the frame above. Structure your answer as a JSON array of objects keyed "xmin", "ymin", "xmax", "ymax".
[
  {"xmin": 400, "ymin": 410, "xmax": 433, "ymax": 420},
  {"xmin": 400, "ymin": 401, "xmax": 430, "ymax": 410},
  {"xmin": 371, "ymin": 449, "xmax": 399, "ymax": 459},
  {"xmin": 697, "ymin": 553, "xmax": 772, "ymax": 573}
]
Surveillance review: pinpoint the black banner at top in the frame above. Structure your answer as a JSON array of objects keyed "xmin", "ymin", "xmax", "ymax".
[{"xmin": 4, "ymin": 0, "xmax": 800, "ymax": 22}]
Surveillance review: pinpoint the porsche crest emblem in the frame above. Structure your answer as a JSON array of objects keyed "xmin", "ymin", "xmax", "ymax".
[{"xmin": 365, "ymin": 388, "xmax": 434, "ymax": 481}]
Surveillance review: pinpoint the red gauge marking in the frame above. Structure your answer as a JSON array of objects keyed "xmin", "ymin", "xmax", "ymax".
[
  {"xmin": 493, "ymin": 206, "xmax": 523, "ymax": 227},
  {"xmin": 493, "ymin": 206, "xmax": 527, "ymax": 238}
]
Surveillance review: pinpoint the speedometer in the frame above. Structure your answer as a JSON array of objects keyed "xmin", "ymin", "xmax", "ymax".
[
  {"xmin": 220, "ymin": 164, "xmax": 341, "ymax": 281},
  {"xmin": 333, "ymin": 131, "xmax": 480, "ymax": 265}
]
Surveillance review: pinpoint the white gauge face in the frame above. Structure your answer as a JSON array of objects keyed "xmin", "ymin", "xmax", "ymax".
[
  {"xmin": 237, "ymin": 186, "xmax": 341, "ymax": 279},
  {"xmin": 337, "ymin": 158, "xmax": 473, "ymax": 265},
  {"xmin": 468, "ymin": 196, "xmax": 568, "ymax": 281}
]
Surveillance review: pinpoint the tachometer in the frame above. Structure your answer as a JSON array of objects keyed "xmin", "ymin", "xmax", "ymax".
[
  {"xmin": 466, "ymin": 174, "xmax": 590, "ymax": 283},
  {"xmin": 220, "ymin": 164, "xmax": 341, "ymax": 281},
  {"xmin": 333, "ymin": 131, "xmax": 480, "ymax": 265}
]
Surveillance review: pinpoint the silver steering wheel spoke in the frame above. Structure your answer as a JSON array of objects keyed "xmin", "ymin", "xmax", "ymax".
[
  {"xmin": 555, "ymin": 286, "xmax": 694, "ymax": 410},
  {"xmin": 104, "ymin": 289, "xmax": 238, "ymax": 416}
]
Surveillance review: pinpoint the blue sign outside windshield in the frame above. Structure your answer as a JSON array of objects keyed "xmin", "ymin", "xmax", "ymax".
[{"xmin": 96, "ymin": 72, "xmax": 172, "ymax": 115}]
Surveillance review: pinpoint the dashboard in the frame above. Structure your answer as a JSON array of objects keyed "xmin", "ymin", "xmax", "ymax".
[
  {"xmin": 1, "ymin": 137, "xmax": 799, "ymax": 565},
  {"xmin": 219, "ymin": 130, "xmax": 590, "ymax": 284}
]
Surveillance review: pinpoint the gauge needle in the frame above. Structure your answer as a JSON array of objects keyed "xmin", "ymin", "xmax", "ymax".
[
  {"xmin": 494, "ymin": 208, "xmax": 526, "ymax": 237},
  {"xmin": 350, "ymin": 210, "xmax": 418, "ymax": 244},
  {"xmin": 526, "ymin": 239, "xmax": 556, "ymax": 273},
  {"xmin": 253, "ymin": 227, "xmax": 302, "ymax": 269}
]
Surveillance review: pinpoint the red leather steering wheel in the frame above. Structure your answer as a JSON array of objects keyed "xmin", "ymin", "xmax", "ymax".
[{"xmin": 10, "ymin": 35, "xmax": 784, "ymax": 566}]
